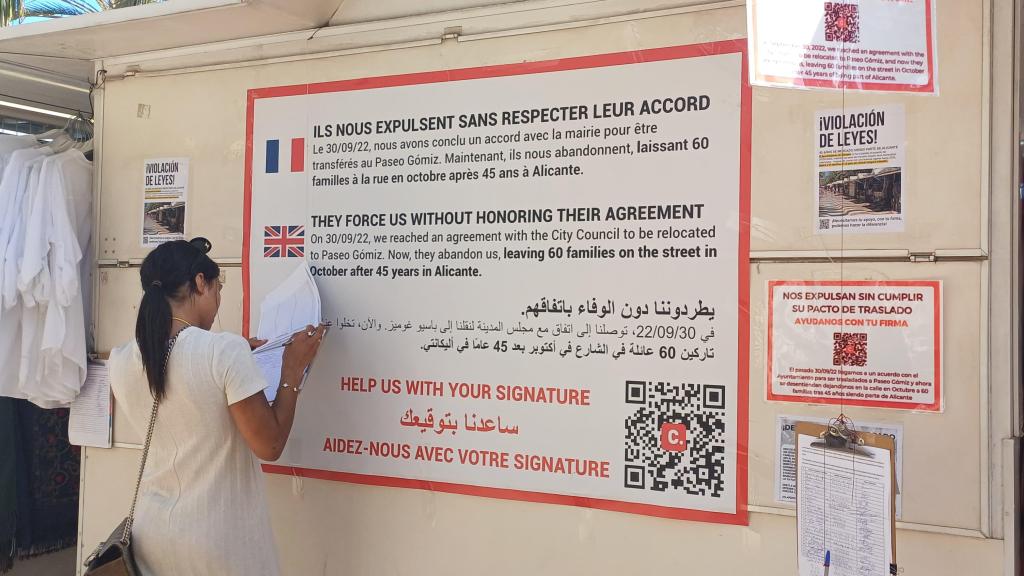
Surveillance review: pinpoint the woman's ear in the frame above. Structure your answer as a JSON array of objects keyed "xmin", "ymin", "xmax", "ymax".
[{"xmin": 194, "ymin": 272, "xmax": 208, "ymax": 295}]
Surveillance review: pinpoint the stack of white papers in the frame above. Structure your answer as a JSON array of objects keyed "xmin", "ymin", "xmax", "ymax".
[
  {"xmin": 69, "ymin": 361, "xmax": 112, "ymax": 448},
  {"xmin": 256, "ymin": 262, "xmax": 322, "ymax": 342},
  {"xmin": 252, "ymin": 263, "xmax": 321, "ymax": 401}
]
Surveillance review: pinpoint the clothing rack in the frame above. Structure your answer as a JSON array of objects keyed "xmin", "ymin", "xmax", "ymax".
[
  {"xmin": 0, "ymin": 127, "xmax": 96, "ymax": 408},
  {"xmin": 0, "ymin": 92, "xmax": 89, "ymax": 118}
]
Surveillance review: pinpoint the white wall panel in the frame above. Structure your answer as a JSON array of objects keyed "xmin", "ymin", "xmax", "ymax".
[{"xmin": 84, "ymin": 1, "xmax": 1004, "ymax": 574}]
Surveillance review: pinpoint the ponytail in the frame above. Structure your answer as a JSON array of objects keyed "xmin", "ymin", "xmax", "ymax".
[
  {"xmin": 136, "ymin": 283, "xmax": 173, "ymax": 400},
  {"xmin": 135, "ymin": 239, "xmax": 220, "ymax": 401}
]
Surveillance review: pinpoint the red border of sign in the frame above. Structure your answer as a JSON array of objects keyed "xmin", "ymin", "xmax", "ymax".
[
  {"xmin": 244, "ymin": 39, "xmax": 752, "ymax": 525},
  {"xmin": 748, "ymin": 0, "xmax": 936, "ymax": 93},
  {"xmin": 765, "ymin": 280, "xmax": 942, "ymax": 411}
]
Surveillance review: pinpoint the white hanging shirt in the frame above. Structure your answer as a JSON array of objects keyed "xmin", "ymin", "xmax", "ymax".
[
  {"xmin": 1, "ymin": 149, "xmax": 52, "ymax": 309},
  {"xmin": 53, "ymin": 150, "xmax": 93, "ymax": 252},
  {"xmin": 18, "ymin": 150, "xmax": 91, "ymax": 408},
  {"xmin": 0, "ymin": 135, "xmax": 36, "ymax": 176},
  {"xmin": 13, "ymin": 157, "xmax": 55, "ymax": 406},
  {"xmin": 0, "ymin": 148, "xmax": 51, "ymax": 401},
  {"xmin": 0, "ymin": 148, "xmax": 50, "ymax": 307},
  {"xmin": 55, "ymin": 150, "xmax": 95, "ymax": 359}
]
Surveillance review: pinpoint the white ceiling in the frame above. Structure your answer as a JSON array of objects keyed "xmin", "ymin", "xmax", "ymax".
[
  {"xmin": 0, "ymin": 0, "xmax": 544, "ymax": 62},
  {"xmin": 0, "ymin": 0, "xmax": 587, "ymax": 117},
  {"xmin": 329, "ymin": 0, "xmax": 529, "ymax": 25},
  {"xmin": 0, "ymin": 55, "xmax": 93, "ymax": 116},
  {"xmin": 0, "ymin": 0, "xmax": 344, "ymax": 61},
  {"xmin": 0, "ymin": 0, "xmax": 346, "ymax": 117}
]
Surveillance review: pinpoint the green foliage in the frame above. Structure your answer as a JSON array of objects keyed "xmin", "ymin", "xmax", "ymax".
[
  {"xmin": 0, "ymin": 0, "xmax": 162, "ymax": 25},
  {"xmin": 0, "ymin": 0, "xmax": 25, "ymax": 26}
]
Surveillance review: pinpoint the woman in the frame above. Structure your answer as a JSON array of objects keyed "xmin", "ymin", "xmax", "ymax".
[{"xmin": 109, "ymin": 238, "xmax": 325, "ymax": 576}]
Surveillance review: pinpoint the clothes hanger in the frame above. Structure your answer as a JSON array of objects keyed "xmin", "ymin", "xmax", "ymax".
[
  {"xmin": 38, "ymin": 116, "xmax": 75, "ymax": 151},
  {"xmin": 34, "ymin": 128, "xmax": 64, "ymax": 142},
  {"xmin": 48, "ymin": 132, "xmax": 76, "ymax": 153},
  {"xmin": 76, "ymin": 114, "xmax": 95, "ymax": 158},
  {"xmin": 47, "ymin": 113, "xmax": 92, "ymax": 153},
  {"xmin": 71, "ymin": 114, "xmax": 93, "ymax": 148}
]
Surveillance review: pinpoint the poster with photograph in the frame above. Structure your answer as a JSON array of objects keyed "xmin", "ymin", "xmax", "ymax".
[
  {"xmin": 142, "ymin": 157, "xmax": 188, "ymax": 247},
  {"xmin": 815, "ymin": 105, "xmax": 904, "ymax": 234}
]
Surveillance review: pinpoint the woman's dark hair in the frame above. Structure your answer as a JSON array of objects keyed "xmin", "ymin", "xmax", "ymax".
[{"xmin": 136, "ymin": 238, "xmax": 219, "ymax": 401}]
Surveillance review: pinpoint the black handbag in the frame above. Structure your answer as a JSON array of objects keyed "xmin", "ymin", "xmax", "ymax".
[
  {"xmin": 82, "ymin": 518, "xmax": 140, "ymax": 576},
  {"xmin": 83, "ymin": 331, "xmax": 181, "ymax": 575}
]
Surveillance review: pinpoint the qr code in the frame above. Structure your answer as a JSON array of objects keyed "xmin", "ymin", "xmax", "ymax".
[
  {"xmin": 824, "ymin": 2, "xmax": 860, "ymax": 43},
  {"xmin": 623, "ymin": 380, "xmax": 726, "ymax": 497},
  {"xmin": 833, "ymin": 332, "xmax": 868, "ymax": 366},
  {"xmin": 819, "ymin": 218, "xmax": 831, "ymax": 230}
]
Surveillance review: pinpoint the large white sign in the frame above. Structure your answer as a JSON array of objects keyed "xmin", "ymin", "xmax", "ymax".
[
  {"xmin": 245, "ymin": 41, "xmax": 751, "ymax": 523},
  {"xmin": 748, "ymin": 0, "xmax": 937, "ymax": 93},
  {"xmin": 767, "ymin": 280, "xmax": 942, "ymax": 411}
]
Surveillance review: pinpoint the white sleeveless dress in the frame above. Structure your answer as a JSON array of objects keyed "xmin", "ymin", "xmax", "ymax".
[{"xmin": 109, "ymin": 328, "xmax": 280, "ymax": 576}]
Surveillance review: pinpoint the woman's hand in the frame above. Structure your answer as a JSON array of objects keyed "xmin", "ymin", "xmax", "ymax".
[
  {"xmin": 282, "ymin": 324, "xmax": 327, "ymax": 377},
  {"xmin": 229, "ymin": 324, "xmax": 327, "ymax": 462},
  {"xmin": 247, "ymin": 337, "xmax": 268, "ymax": 350}
]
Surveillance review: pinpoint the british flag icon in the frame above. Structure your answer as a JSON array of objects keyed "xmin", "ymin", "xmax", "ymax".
[{"xmin": 263, "ymin": 225, "xmax": 305, "ymax": 258}]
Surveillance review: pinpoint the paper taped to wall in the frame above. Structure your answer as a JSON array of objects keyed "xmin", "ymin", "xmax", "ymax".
[{"xmin": 69, "ymin": 361, "xmax": 112, "ymax": 448}]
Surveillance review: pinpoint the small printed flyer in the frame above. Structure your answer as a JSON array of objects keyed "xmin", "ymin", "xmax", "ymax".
[
  {"xmin": 748, "ymin": 0, "xmax": 937, "ymax": 93},
  {"xmin": 814, "ymin": 104, "xmax": 905, "ymax": 234},
  {"xmin": 767, "ymin": 280, "xmax": 941, "ymax": 411},
  {"xmin": 141, "ymin": 157, "xmax": 189, "ymax": 248},
  {"xmin": 775, "ymin": 415, "xmax": 903, "ymax": 517}
]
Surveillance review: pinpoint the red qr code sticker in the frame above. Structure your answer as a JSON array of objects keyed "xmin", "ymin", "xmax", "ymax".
[
  {"xmin": 824, "ymin": 2, "xmax": 860, "ymax": 43},
  {"xmin": 833, "ymin": 332, "xmax": 867, "ymax": 367}
]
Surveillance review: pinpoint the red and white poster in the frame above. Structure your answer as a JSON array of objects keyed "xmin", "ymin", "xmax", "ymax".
[
  {"xmin": 767, "ymin": 280, "xmax": 941, "ymax": 411},
  {"xmin": 245, "ymin": 41, "xmax": 751, "ymax": 523},
  {"xmin": 747, "ymin": 0, "xmax": 938, "ymax": 93}
]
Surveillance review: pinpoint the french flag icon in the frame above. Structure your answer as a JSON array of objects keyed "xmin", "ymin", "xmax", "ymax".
[{"xmin": 265, "ymin": 138, "xmax": 304, "ymax": 173}]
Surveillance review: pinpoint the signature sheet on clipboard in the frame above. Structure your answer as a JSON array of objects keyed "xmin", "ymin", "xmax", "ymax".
[{"xmin": 796, "ymin": 429, "xmax": 895, "ymax": 576}]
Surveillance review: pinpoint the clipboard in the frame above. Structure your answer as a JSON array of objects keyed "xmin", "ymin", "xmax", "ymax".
[
  {"xmin": 69, "ymin": 359, "xmax": 113, "ymax": 449},
  {"xmin": 795, "ymin": 419, "xmax": 897, "ymax": 575}
]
